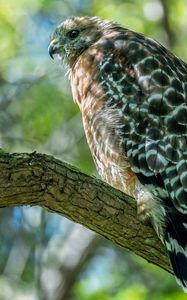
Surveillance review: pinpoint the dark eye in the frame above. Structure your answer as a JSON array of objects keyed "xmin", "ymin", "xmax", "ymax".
[{"xmin": 67, "ymin": 29, "xmax": 80, "ymax": 39}]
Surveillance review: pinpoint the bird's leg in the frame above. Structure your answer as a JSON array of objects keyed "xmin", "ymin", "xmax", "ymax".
[
  {"xmin": 136, "ymin": 192, "xmax": 152, "ymax": 225},
  {"xmin": 134, "ymin": 184, "xmax": 155, "ymax": 225},
  {"xmin": 134, "ymin": 184, "xmax": 166, "ymax": 241}
]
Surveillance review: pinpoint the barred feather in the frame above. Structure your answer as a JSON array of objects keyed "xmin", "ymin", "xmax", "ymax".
[{"xmin": 49, "ymin": 16, "xmax": 187, "ymax": 292}]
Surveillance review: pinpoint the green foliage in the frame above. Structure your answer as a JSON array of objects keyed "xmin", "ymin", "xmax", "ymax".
[
  {"xmin": 20, "ymin": 82, "xmax": 70, "ymax": 143},
  {"xmin": 0, "ymin": 0, "xmax": 187, "ymax": 299},
  {"xmin": 75, "ymin": 283, "xmax": 147, "ymax": 300}
]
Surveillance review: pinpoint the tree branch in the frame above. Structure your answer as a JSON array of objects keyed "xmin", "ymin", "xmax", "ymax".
[
  {"xmin": 159, "ymin": 0, "xmax": 176, "ymax": 48},
  {"xmin": 0, "ymin": 151, "xmax": 172, "ymax": 274}
]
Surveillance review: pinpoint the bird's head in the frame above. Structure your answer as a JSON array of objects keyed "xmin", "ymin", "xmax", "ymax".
[{"xmin": 48, "ymin": 16, "xmax": 114, "ymax": 67}]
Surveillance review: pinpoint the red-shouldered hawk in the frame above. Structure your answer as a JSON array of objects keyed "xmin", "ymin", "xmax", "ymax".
[{"xmin": 48, "ymin": 16, "xmax": 187, "ymax": 291}]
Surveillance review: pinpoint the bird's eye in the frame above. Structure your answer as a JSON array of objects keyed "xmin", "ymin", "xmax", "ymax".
[{"xmin": 67, "ymin": 29, "xmax": 80, "ymax": 39}]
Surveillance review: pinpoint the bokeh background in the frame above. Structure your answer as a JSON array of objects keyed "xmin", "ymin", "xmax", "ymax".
[{"xmin": 1, "ymin": 0, "xmax": 187, "ymax": 299}]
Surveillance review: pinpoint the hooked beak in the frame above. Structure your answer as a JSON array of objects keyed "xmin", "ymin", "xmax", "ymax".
[{"xmin": 48, "ymin": 39, "xmax": 59, "ymax": 59}]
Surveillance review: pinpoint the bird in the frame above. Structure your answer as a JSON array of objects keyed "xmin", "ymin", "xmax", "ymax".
[{"xmin": 48, "ymin": 16, "xmax": 187, "ymax": 292}]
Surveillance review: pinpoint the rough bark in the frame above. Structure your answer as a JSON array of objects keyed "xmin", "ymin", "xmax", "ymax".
[{"xmin": 0, "ymin": 151, "xmax": 172, "ymax": 274}]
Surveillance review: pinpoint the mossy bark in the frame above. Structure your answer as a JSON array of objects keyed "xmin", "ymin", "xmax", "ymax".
[{"xmin": 0, "ymin": 151, "xmax": 172, "ymax": 274}]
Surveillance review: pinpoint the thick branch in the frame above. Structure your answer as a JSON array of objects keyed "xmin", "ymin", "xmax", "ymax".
[{"xmin": 0, "ymin": 151, "xmax": 172, "ymax": 274}]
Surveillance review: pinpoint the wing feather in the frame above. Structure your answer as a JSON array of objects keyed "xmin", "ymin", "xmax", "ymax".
[{"xmin": 102, "ymin": 30, "xmax": 187, "ymax": 213}]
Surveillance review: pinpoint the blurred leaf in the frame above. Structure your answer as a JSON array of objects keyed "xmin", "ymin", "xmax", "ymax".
[{"xmin": 20, "ymin": 81, "xmax": 73, "ymax": 143}]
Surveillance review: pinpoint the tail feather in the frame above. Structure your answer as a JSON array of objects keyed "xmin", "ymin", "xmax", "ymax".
[
  {"xmin": 165, "ymin": 212, "xmax": 187, "ymax": 292},
  {"xmin": 169, "ymin": 250, "xmax": 187, "ymax": 291}
]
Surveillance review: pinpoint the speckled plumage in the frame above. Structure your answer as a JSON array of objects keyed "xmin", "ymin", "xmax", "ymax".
[{"xmin": 48, "ymin": 16, "xmax": 187, "ymax": 291}]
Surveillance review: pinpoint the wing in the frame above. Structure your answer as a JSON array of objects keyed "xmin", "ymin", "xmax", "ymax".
[{"xmin": 99, "ymin": 29, "xmax": 187, "ymax": 214}]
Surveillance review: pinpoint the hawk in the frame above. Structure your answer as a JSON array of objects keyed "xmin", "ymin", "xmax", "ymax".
[{"xmin": 48, "ymin": 16, "xmax": 187, "ymax": 291}]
